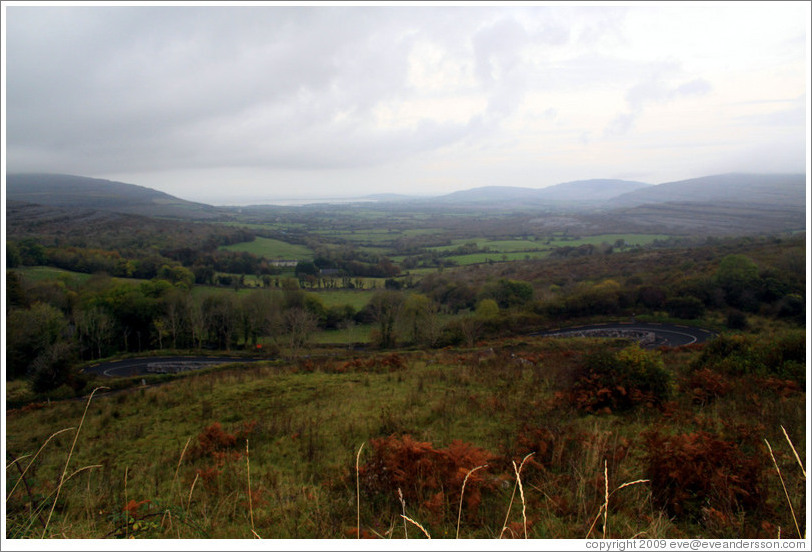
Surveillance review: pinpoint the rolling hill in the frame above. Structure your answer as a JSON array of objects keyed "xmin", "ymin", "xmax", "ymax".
[
  {"xmin": 5, "ymin": 173, "xmax": 223, "ymax": 220},
  {"xmin": 608, "ymin": 173, "xmax": 806, "ymax": 208},
  {"xmin": 424, "ymin": 179, "xmax": 652, "ymax": 209}
]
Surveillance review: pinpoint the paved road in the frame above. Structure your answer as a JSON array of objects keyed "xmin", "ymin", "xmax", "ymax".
[
  {"xmin": 82, "ymin": 356, "xmax": 266, "ymax": 378},
  {"xmin": 532, "ymin": 321, "xmax": 716, "ymax": 347},
  {"xmin": 85, "ymin": 322, "xmax": 715, "ymax": 379}
]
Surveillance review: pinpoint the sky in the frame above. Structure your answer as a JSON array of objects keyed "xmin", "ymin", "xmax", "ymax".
[{"xmin": 3, "ymin": 1, "xmax": 809, "ymax": 205}]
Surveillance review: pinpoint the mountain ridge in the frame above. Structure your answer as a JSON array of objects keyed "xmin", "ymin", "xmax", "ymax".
[
  {"xmin": 6, "ymin": 172, "xmax": 806, "ymax": 217},
  {"xmin": 6, "ymin": 173, "xmax": 223, "ymax": 220}
]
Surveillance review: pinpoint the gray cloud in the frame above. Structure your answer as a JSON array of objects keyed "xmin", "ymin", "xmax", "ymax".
[
  {"xmin": 605, "ymin": 74, "xmax": 712, "ymax": 136},
  {"xmin": 4, "ymin": 4, "xmax": 806, "ymax": 201}
]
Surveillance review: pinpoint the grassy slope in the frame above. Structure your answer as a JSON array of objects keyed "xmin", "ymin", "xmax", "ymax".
[{"xmin": 5, "ymin": 336, "xmax": 805, "ymax": 539}]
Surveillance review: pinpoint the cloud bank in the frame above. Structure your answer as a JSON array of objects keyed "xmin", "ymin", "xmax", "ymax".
[{"xmin": 4, "ymin": 3, "xmax": 808, "ymax": 203}]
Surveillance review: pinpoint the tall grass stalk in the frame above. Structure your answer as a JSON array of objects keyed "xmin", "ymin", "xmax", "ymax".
[
  {"xmin": 765, "ymin": 438, "xmax": 802, "ymax": 539},
  {"xmin": 41, "ymin": 386, "xmax": 107, "ymax": 538},
  {"xmin": 456, "ymin": 464, "xmax": 487, "ymax": 538},
  {"xmin": 187, "ymin": 473, "xmax": 199, "ymax": 511},
  {"xmin": 585, "ymin": 478, "xmax": 650, "ymax": 539},
  {"xmin": 246, "ymin": 439, "xmax": 259, "ymax": 538},
  {"xmin": 513, "ymin": 453, "xmax": 533, "ymax": 539},
  {"xmin": 602, "ymin": 460, "xmax": 609, "ymax": 539},
  {"xmin": 499, "ymin": 452, "xmax": 534, "ymax": 539},
  {"xmin": 401, "ymin": 514, "xmax": 431, "ymax": 539},
  {"xmin": 398, "ymin": 488, "xmax": 408, "ymax": 538},
  {"xmin": 13, "ymin": 464, "xmax": 102, "ymax": 538},
  {"xmin": 781, "ymin": 426, "xmax": 806, "ymax": 478},
  {"xmin": 356, "ymin": 442, "xmax": 365, "ymax": 539},
  {"xmin": 172, "ymin": 436, "xmax": 192, "ymax": 498},
  {"xmin": 124, "ymin": 466, "xmax": 129, "ymax": 539},
  {"xmin": 6, "ymin": 427, "xmax": 74, "ymax": 503}
]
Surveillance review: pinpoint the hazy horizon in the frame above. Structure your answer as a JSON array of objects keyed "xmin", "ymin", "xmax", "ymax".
[{"xmin": 4, "ymin": 2, "xmax": 809, "ymax": 204}]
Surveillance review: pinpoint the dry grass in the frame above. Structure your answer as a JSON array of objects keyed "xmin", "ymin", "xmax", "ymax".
[
  {"xmin": 42, "ymin": 386, "xmax": 107, "ymax": 538},
  {"xmin": 456, "ymin": 464, "xmax": 488, "ymax": 538},
  {"xmin": 355, "ymin": 441, "xmax": 365, "ymax": 540},
  {"xmin": 401, "ymin": 514, "xmax": 432, "ymax": 539},
  {"xmin": 765, "ymin": 438, "xmax": 802, "ymax": 539}
]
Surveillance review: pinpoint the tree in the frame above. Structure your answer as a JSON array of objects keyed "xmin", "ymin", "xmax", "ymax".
[
  {"xmin": 284, "ymin": 307, "xmax": 318, "ymax": 358},
  {"xmin": 459, "ymin": 315, "xmax": 485, "ymax": 348},
  {"xmin": 6, "ymin": 302, "xmax": 70, "ymax": 381},
  {"xmin": 162, "ymin": 287, "xmax": 192, "ymax": 349},
  {"xmin": 240, "ymin": 290, "xmax": 282, "ymax": 347},
  {"xmin": 482, "ymin": 279, "xmax": 533, "ymax": 309},
  {"xmin": 475, "ymin": 298, "xmax": 499, "ymax": 319},
  {"xmin": 368, "ymin": 290, "xmax": 405, "ymax": 348},
  {"xmin": 75, "ymin": 305, "xmax": 116, "ymax": 359},
  {"xmin": 400, "ymin": 293, "xmax": 441, "ymax": 346},
  {"xmin": 203, "ymin": 294, "xmax": 239, "ymax": 350},
  {"xmin": 714, "ymin": 254, "xmax": 760, "ymax": 311}
]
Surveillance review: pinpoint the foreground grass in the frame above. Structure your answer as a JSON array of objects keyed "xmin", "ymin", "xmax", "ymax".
[{"xmin": 5, "ymin": 336, "xmax": 806, "ymax": 539}]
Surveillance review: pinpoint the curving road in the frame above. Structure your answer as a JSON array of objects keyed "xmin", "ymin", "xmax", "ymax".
[
  {"xmin": 532, "ymin": 321, "xmax": 716, "ymax": 347},
  {"xmin": 82, "ymin": 356, "xmax": 266, "ymax": 378},
  {"xmin": 85, "ymin": 322, "xmax": 715, "ymax": 379}
]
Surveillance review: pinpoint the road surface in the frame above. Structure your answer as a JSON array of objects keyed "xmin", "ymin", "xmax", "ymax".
[
  {"xmin": 82, "ymin": 356, "xmax": 266, "ymax": 378},
  {"xmin": 532, "ymin": 321, "xmax": 716, "ymax": 347},
  {"xmin": 85, "ymin": 322, "xmax": 715, "ymax": 379}
]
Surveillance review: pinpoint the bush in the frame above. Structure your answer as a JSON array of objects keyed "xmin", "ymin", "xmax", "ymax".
[
  {"xmin": 568, "ymin": 344, "xmax": 670, "ymax": 413},
  {"xmin": 643, "ymin": 430, "xmax": 765, "ymax": 523},
  {"xmin": 692, "ymin": 331, "xmax": 805, "ymax": 383},
  {"xmin": 359, "ymin": 434, "xmax": 495, "ymax": 525}
]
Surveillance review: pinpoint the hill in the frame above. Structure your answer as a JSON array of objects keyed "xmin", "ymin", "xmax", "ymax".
[
  {"xmin": 608, "ymin": 173, "xmax": 806, "ymax": 208},
  {"xmin": 535, "ymin": 178, "xmax": 651, "ymax": 203},
  {"xmin": 5, "ymin": 173, "xmax": 224, "ymax": 220},
  {"xmin": 425, "ymin": 179, "xmax": 652, "ymax": 209}
]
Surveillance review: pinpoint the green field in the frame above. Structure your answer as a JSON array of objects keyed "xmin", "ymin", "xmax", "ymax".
[
  {"xmin": 219, "ymin": 237, "xmax": 313, "ymax": 260},
  {"xmin": 12, "ymin": 266, "xmax": 148, "ymax": 286},
  {"xmin": 13, "ymin": 266, "xmax": 95, "ymax": 283},
  {"xmin": 444, "ymin": 251, "xmax": 551, "ymax": 265},
  {"xmin": 428, "ymin": 234, "xmax": 670, "ymax": 254},
  {"xmin": 312, "ymin": 289, "xmax": 375, "ymax": 310}
]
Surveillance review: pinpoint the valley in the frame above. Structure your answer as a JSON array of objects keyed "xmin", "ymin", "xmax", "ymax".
[{"xmin": 4, "ymin": 171, "xmax": 808, "ymax": 540}]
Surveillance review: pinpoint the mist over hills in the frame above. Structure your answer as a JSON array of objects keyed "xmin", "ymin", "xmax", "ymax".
[{"xmin": 5, "ymin": 172, "xmax": 807, "ymax": 235}]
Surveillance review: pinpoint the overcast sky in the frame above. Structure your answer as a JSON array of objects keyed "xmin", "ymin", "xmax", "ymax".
[{"xmin": 3, "ymin": 2, "xmax": 809, "ymax": 204}]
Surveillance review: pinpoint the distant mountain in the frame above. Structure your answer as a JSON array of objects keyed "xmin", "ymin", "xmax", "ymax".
[
  {"xmin": 5, "ymin": 173, "xmax": 223, "ymax": 220},
  {"xmin": 428, "ymin": 179, "xmax": 652, "ymax": 208},
  {"xmin": 536, "ymin": 179, "xmax": 651, "ymax": 203},
  {"xmin": 608, "ymin": 173, "xmax": 806, "ymax": 208},
  {"xmin": 433, "ymin": 186, "xmax": 548, "ymax": 204}
]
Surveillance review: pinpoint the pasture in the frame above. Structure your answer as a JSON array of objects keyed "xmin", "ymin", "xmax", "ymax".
[{"xmin": 218, "ymin": 237, "xmax": 313, "ymax": 260}]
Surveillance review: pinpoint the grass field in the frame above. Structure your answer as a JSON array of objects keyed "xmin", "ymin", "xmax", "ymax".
[
  {"xmin": 428, "ymin": 234, "xmax": 671, "ymax": 254},
  {"xmin": 218, "ymin": 237, "xmax": 313, "ymax": 260},
  {"xmin": 12, "ymin": 266, "xmax": 96, "ymax": 284},
  {"xmin": 443, "ymin": 251, "xmax": 551, "ymax": 265},
  {"xmin": 5, "ymin": 334, "xmax": 805, "ymax": 539}
]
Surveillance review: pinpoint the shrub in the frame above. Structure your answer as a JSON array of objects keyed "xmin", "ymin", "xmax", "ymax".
[
  {"xmin": 569, "ymin": 344, "xmax": 670, "ymax": 413},
  {"xmin": 692, "ymin": 331, "xmax": 806, "ymax": 383},
  {"xmin": 643, "ymin": 430, "xmax": 765, "ymax": 523},
  {"xmin": 359, "ymin": 434, "xmax": 495, "ymax": 525},
  {"xmin": 679, "ymin": 368, "xmax": 732, "ymax": 405}
]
